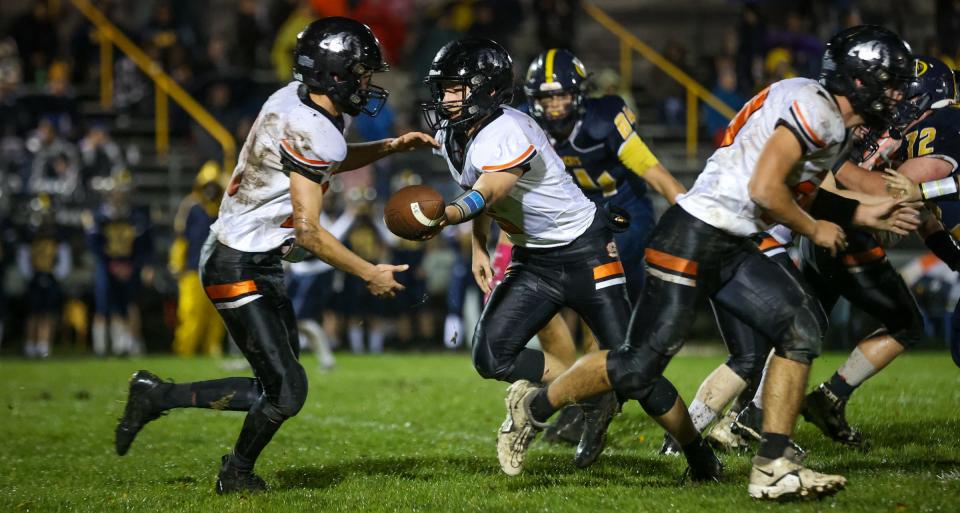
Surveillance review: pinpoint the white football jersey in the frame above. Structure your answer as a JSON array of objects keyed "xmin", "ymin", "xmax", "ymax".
[
  {"xmin": 437, "ymin": 106, "xmax": 596, "ymax": 248},
  {"xmin": 212, "ymin": 82, "xmax": 348, "ymax": 253},
  {"xmin": 678, "ymin": 77, "xmax": 852, "ymax": 236}
]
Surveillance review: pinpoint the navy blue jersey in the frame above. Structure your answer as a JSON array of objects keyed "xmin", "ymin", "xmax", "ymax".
[
  {"xmin": 552, "ymin": 96, "xmax": 660, "ymax": 208},
  {"xmin": 896, "ymin": 106, "xmax": 960, "ymax": 171},
  {"xmin": 896, "ymin": 107, "xmax": 960, "ymax": 232},
  {"xmin": 87, "ymin": 203, "xmax": 153, "ymax": 265}
]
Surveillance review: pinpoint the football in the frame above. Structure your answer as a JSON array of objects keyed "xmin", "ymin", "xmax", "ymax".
[{"xmin": 384, "ymin": 185, "xmax": 445, "ymax": 240}]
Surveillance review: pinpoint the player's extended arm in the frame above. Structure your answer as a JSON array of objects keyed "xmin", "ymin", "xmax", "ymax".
[
  {"xmin": 337, "ymin": 132, "xmax": 439, "ymax": 172},
  {"xmin": 835, "ymin": 160, "xmax": 891, "ymax": 195},
  {"xmin": 470, "ymin": 212, "xmax": 494, "ymax": 294},
  {"xmin": 442, "ymin": 169, "xmax": 522, "ymax": 225},
  {"xmin": 636, "ymin": 163, "xmax": 685, "ymax": 204},
  {"xmin": 289, "ymin": 172, "xmax": 407, "ymax": 297},
  {"xmin": 882, "ymin": 157, "xmax": 956, "ymax": 202}
]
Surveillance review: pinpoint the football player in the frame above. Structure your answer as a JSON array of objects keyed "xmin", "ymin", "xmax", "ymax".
[
  {"xmin": 675, "ymin": 59, "xmax": 959, "ymax": 454},
  {"xmin": 497, "ymin": 25, "xmax": 920, "ymax": 500},
  {"xmin": 521, "ymin": 48, "xmax": 686, "ymax": 456},
  {"xmin": 795, "ymin": 56, "xmax": 960, "ymax": 445},
  {"xmin": 113, "ymin": 17, "xmax": 437, "ymax": 494},
  {"xmin": 420, "ymin": 37, "xmax": 720, "ymax": 477}
]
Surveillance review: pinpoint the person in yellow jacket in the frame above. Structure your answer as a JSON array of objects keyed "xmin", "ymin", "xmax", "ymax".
[{"xmin": 170, "ymin": 161, "xmax": 225, "ymax": 356}]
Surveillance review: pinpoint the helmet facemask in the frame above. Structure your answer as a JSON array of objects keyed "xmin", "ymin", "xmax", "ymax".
[
  {"xmin": 327, "ymin": 61, "xmax": 389, "ymax": 116},
  {"xmin": 421, "ymin": 75, "xmax": 509, "ymax": 132},
  {"xmin": 528, "ymin": 88, "xmax": 583, "ymax": 138}
]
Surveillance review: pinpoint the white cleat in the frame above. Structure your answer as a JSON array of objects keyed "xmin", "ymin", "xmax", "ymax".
[
  {"xmin": 706, "ymin": 411, "xmax": 750, "ymax": 452},
  {"xmin": 748, "ymin": 455, "xmax": 846, "ymax": 500},
  {"xmin": 496, "ymin": 380, "xmax": 544, "ymax": 476}
]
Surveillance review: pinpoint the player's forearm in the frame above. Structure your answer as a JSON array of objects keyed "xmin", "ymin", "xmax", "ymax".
[
  {"xmin": 338, "ymin": 139, "xmax": 396, "ymax": 172},
  {"xmin": 835, "ymin": 161, "xmax": 889, "ymax": 195},
  {"xmin": 295, "ymin": 222, "xmax": 375, "ymax": 281},
  {"xmin": 751, "ymin": 184, "xmax": 817, "ymax": 238},
  {"xmin": 639, "ymin": 164, "xmax": 686, "ymax": 204},
  {"xmin": 471, "ymin": 213, "xmax": 492, "ymax": 250}
]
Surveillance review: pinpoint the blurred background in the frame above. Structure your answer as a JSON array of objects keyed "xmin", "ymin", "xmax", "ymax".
[{"xmin": 0, "ymin": 0, "xmax": 955, "ymax": 359}]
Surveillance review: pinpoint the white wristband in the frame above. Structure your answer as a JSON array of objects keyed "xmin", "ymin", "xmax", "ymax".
[{"xmin": 920, "ymin": 177, "xmax": 959, "ymax": 201}]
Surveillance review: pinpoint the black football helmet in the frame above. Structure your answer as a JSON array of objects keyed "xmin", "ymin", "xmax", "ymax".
[
  {"xmin": 819, "ymin": 25, "xmax": 915, "ymax": 130},
  {"xmin": 524, "ymin": 49, "xmax": 589, "ymax": 137},
  {"xmin": 293, "ymin": 17, "xmax": 389, "ymax": 116},
  {"xmin": 421, "ymin": 38, "xmax": 515, "ymax": 132}
]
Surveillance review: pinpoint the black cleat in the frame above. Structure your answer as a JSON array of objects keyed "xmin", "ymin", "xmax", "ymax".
[
  {"xmin": 731, "ymin": 402, "xmax": 763, "ymax": 443},
  {"xmin": 683, "ymin": 438, "xmax": 724, "ymax": 482},
  {"xmin": 115, "ymin": 370, "xmax": 167, "ymax": 456},
  {"xmin": 802, "ymin": 384, "xmax": 866, "ymax": 448},
  {"xmin": 215, "ymin": 455, "xmax": 268, "ymax": 495},
  {"xmin": 731, "ymin": 402, "xmax": 808, "ymax": 459},
  {"xmin": 660, "ymin": 433, "xmax": 682, "ymax": 456},
  {"xmin": 543, "ymin": 405, "xmax": 584, "ymax": 446},
  {"xmin": 573, "ymin": 392, "xmax": 619, "ymax": 468}
]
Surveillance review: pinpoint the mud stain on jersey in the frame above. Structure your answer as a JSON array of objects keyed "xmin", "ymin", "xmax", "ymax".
[{"xmin": 231, "ymin": 113, "xmax": 279, "ymax": 206}]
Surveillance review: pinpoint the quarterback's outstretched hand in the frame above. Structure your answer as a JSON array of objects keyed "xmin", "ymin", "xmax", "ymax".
[
  {"xmin": 366, "ymin": 264, "xmax": 409, "ymax": 298},
  {"xmin": 389, "ymin": 132, "xmax": 440, "ymax": 153}
]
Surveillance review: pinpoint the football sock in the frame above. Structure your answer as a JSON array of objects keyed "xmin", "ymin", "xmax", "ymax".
[
  {"xmin": 529, "ymin": 388, "xmax": 557, "ymax": 423},
  {"xmin": 688, "ymin": 399, "xmax": 719, "ymax": 433},
  {"xmin": 826, "ymin": 346, "xmax": 877, "ymax": 400},
  {"xmin": 758, "ymin": 432, "xmax": 791, "ymax": 459},
  {"xmin": 231, "ymin": 397, "xmax": 284, "ymax": 471},
  {"xmin": 156, "ymin": 378, "xmax": 260, "ymax": 411}
]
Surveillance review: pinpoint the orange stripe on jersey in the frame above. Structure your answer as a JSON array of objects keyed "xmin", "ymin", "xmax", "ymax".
[
  {"xmin": 645, "ymin": 248, "xmax": 698, "ymax": 276},
  {"xmin": 841, "ymin": 246, "xmax": 885, "ymax": 266},
  {"xmin": 791, "ymin": 101, "xmax": 825, "ymax": 147},
  {"xmin": 481, "ymin": 145, "xmax": 535, "ymax": 171},
  {"xmin": 280, "ymin": 140, "xmax": 332, "ymax": 166},
  {"xmin": 720, "ymin": 86, "xmax": 770, "ymax": 148},
  {"xmin": 757, "ymin": 237, "xmax": 782, "ymax": 251},
  {"xmin": 593, "ymin": 261, "xmax": 625, "ymax": 280},
  {"xmin": 280, "ymin": 215, "xmax": 294, "ymax": 228},
  {"xmin": 205, "ymin": 280, "xmax": 258, "ymax": 300}
]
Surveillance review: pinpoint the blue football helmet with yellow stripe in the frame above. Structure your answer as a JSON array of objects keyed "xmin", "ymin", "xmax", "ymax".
[{"xmin": 524, "ymin": 49, "xmax": 589, "ymax": 137}]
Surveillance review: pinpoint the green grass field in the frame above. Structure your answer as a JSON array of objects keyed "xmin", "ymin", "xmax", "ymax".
[{"xmin": 2, "ymin": 352, "xmax": 959, "ymax": 512}]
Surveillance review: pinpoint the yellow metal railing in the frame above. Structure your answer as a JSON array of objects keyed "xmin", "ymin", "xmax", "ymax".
[
  {"xmin": 583, "ymin": 1, "xmax": 737, "ymax": 159},
  {"xmin": 70, "ymin": 0, "xmax": 236, "ymax": 172}
]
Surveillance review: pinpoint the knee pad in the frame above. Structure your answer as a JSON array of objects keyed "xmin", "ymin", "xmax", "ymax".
[
  {"xmin": 471, "ymin": 331, "xmax": 501, "ymax": 380},
  {"xmin": 271, "ymin": 362, "xmax": 308, "ymax": 419},
  {"xmin": 637, "ymin": 376, "xmax": 680, "ymax": 417},
  {"xmin": 725, "ymin": 350, "xmax": 767, "ymax": 381},
  {"xmin": 606, "ymin": 344, "xmax": 671, "ymax": 400},
  {"xmin": 886, "ymin": 310, "xmax": 924, "ymax": 349},
  {"xmin": 773, "ymin": 299, "xmax": 826, "ymax": 365}
]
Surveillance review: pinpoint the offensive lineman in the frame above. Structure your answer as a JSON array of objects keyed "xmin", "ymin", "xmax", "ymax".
[
  {"xmin": 420, "ymin": 37, "xmax": 721, "ymax": 478},
  {"xmin": 497, "ymin": 25, "xmax": 920, "ymax": 500},
  {"xmin": 113, "ymin": 18, "xmax": 438, "ymax": 494}
]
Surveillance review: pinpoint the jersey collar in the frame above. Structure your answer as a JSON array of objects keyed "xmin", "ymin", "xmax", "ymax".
[{"xmin": 297, "ymin": 84, "xmax": 346, "ymax": 133}]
